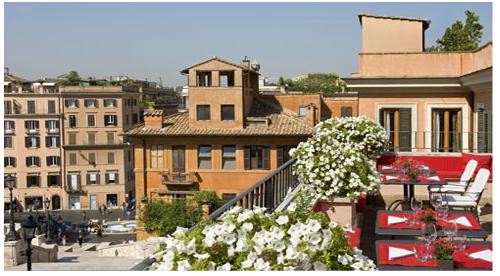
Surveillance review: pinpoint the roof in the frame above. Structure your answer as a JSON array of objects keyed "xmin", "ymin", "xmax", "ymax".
[
  {"xmin": 180, "ymin": 57, "xmax": 258, "ymax": 74},
  {"xmin": 358, "ymin": 13, "xmax": 431, "ymax": 29},
  {"xmin": 4, "ymin": 73, "xmax": 31, "ymax": 83},
  {"xmin": 125, "ymin": 97, "xmax": 314, "ymax": 137}
]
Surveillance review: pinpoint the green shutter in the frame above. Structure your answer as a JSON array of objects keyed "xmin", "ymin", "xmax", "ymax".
[{"xmin": 398, "ymin": 108, "xmax": 412, "ymax": 152}]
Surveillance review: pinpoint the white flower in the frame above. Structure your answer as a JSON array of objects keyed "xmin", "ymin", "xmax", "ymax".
[
  {"xmin": 222, "ymin": 233, "xmax": 236, "ymax": 245},
  {"xmin": 313, "ymin": 261, "xmax": 327, "ymax": 271},
  {"xmin": 307, "ymin": 232, "xmax": 322, "ymax": 245},
  {"xmin": 242, "ymin": 222, "xmax": 253, "ymax": 232},
  {"xmin": 176, "ymin": 260, "xmax": 191, "ymax": 271},
  {"xmin": 276, "ymin": 215, "xmax": 289, "ymax": 225},
  {"xmin": 217, "ymin": 263, "xmax": 231, "ymax": 271},
  {"xmin": 283, "ymin": 266, "xmax": 296, "ymax": 271},
  {"xmin": 253, "ymin": 258, "xmax": 271, "ymax": 271},
  {"xmin": 172, "ymin": 227, "xmax": 188, "ymax": 238},
  {"xmin": 194, "ymin": 252, "xmax": 210, "ymax": 260}
]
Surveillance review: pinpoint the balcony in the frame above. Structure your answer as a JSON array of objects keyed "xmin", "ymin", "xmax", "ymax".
[
  {"xmin": 4, "ymin": 129, "xmax": 15, "ymax": 135},
  {"xmin": 161, "ymin": 171, "xmax": 199, "ymax": 185},
  {"xmin": 47, "ymin": 128, "xmax": 60, "ymax": 134},
  {"xmin": 65, "ymin": 183, "xmax": 85, "ymax": 194},
  {"xmin": 26, "ymin": 129, "xmax": 40, "ymax": 135}
]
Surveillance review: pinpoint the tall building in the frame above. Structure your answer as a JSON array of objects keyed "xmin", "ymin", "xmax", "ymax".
[
  {"xmin": 345, "ymin": 14, "xmax": 492, "ymax": 153},
  {"xmin": 4, "ymin": 74, "xmax": 64, "ymax": 211},
  {"xmin": 126, "ymin": 57, "xmax": 357, "ymax": 203}
]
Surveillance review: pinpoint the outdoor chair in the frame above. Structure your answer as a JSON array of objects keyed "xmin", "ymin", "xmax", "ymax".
[
  {"xmin": 439, "ymin": 168, "xmax": 490, "ymax": 220},
  {"xmin": 428, "ymin": 159, "xmax": 478, "ymax": 206}
]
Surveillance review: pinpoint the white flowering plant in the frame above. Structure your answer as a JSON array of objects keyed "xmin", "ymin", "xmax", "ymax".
[
  {"xmin": 290, "ymin": 116, "xmax": 386, "ymax": 200},
  {"xmin": 148, "ymin": 205, "xmax": 376, "ymax": 271}
]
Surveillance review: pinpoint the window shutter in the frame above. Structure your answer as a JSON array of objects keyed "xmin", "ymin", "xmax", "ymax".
[
  {"xmin": 25, "ymin": 121, "xmax": 29, "ymax": 129},
  {"xmin": 244, "ymin": 146, "xmax": 250, "ymax": 170},
  {"xmin": 113, "ymin": 115, "xmax": 118, "ymax": 126},
  {"xmin": 56, "ymin": 120, "xmax": 60, "ymax": 128},
  {"xmin": 56, "ymin": 137, "xmax": 60, "ymax": 147},
  {"xmin": 105, "ymin": 173, "xmax": 109, "ymax": 184},
  {"xmin": 25, "ymin": 137, "xmax": 29, "ymax": 148},
  {"xmin": 477, "ymin": 109, "xmax": 486, "ymax": 152},
  {"xmin": 95, "ymin": 99, "xmax": 99, "ymax": 108},
  {"xmin": 36, "ymin": 157, "xmax": 40, "ymax": 166},
  {"xmin": 77, "ymin": 174, "xmax": 81, "ymax": 187},
  {"xmin": 65, "ymin": 100, "xmax": 69, "ymax": 107},
  {"xmin": 45, "ymin": 120, "xmax": 49, "ymax": 129},
  {"xmin": 45, "ymin": 137, "xmax": 50, "ymax": 147},
  {"xmin": 115, "ymin": 173, "xmax": 119, "ymax": 184},
  {"xmin": 398, "ymin": 108, "xmax": 412, "ymax": 152},
  {"xmin": 75, "ymin": 100, "xmax": 79, "ymax": 108},
  {"xmin": 87, "ymin": 174, "xmax": 91, "ymax": 185},
  {"xmin": 277, "ymin": 147, "xmax": 284, "ymax": 167},
  {"xmin": 46, "ymin": 157, "xmax": 50, "ymax": 166},
  {"xmin": 13, "ymin": 158, "xmax": 16, "ymax": 167},
  {"xmin": 96, "ymin": 173, "xmax": 100, "ymax": 185},
  {"xmin": 36, "ymin": 137, "xmax": 40, "ymax": 147},
  {"xmin": 35, "ymin": 121, "xmax": 39, "ymax": 129},
  {"xmin": 263, "ymin": 147, "xmax": 270, "ymax": 170}
]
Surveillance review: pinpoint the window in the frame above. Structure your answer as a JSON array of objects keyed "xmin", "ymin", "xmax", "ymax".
[
  {"xmin": 196, "ymin": 71, "xmax": 212, "ymax": 87},
  {"xmin": 133, "ymin": 99, "xmax": 137, "ymax": 106},
  {"xmin": 69, "ymin": 114, "xmax": 77, "ymax": 128},
  {"xmin": 26, "ymin": 156, "xmax": 41, "ymax": 167},
  {"xmin": 196, "ymin": 105, "xmax": 210, "ymax": 121},
  {"xmin": 45, "ymin": 136, "xmax": 60, "ymax": 148},
  {"xmin": 46, "ymin": 156, "xmax": 60, "ymax": 166},
  {"xmin": 84, "ymin": 99, "xmax": 97, "ymax": 108},
  {"xmin": 244, "ymin": 146, "xmax": 270, "ymax": 170},
  {"xmin": 68, "ymin": 133, "xmax": 77, "ymax": 145},
  {"xmin": 222, "ymin": 193, "xmax": 237, "ymax": 202},
  {"xmin": 67, "ymin": 173, "xmax": 81, "ymax": 191},
  {"xmin": 104, "ymin": 114, "xmax": 117, "ymax": 126},
  {"xmin": 88, "ymin": 133, "xmax": 96, "ymax": 145},
  {"xmin": 132, "ymin": 113, "xmax": 139, "ymax": 124},
  {"xmin": 25, "ymin": 196, "xmax": 43, "ymax": 210},
  {"xmin": 47, "ymin": 174, "xmax": 60, "ymax": 186},
  {"xmin": 89, "ymin": 153, "xmax": 96, "ymax": 165},
  {"xmin": 107, "ymin": 152, "xmax": 115, "ymax": 164},
  {"xmin": 48, "ymin": 100, "xmax": 56, "ymax": 114},
  {"xmin": 25, "ymin": 120, "xmax": 40, "ymax": 132},
  {"xmin": 25, "ymin": 136, "xmax": 40, "ymax": 148},
  {"xmin": 104, "ymin": 99, "xmax": 117, "ymax": 108},
  {"xmin": 87, "ymin": 172, "xmax": 100, "ymax": 185},
  {"xmin": 277, "ymin": 145, "xmax": 295, "ymax": 166},
  {"xmin": 298, "ymin": 106, "xmax": 307, "ymax": 117},
  {"xmin": 222, "ymin": 145, "xmax": 236, "ymax": 170},
  {"xmin": 46, "ymin": 120, "xmax": 59, "ymax": 133},
  {"xmin": 65, "ymin": 99, "xmax": 79, "ymax": 108},
  {"xmin": 4, "ymin": 157, "xmax": 16, "ymax": 167},
  {"xmin": 341, "ymin": 106, "xmax": 353, "ymax": 117},
  {"xmin": 87, "ymin": 114, "xmax": 96, "ymax": 127},
  {"xmin": 105, "ymin": 171, "xmax": 119, "ymax": 184},
  {"xmin": 69, "ymin": 153, "xmax": 77, "ymax": 165},
  {"xmin": 4, "ymin": 101, "xmax": 12, "ymax": 114},
  {"xmin": 221, "ymin": 105, "xmax": 235, "ymax": 121},
  {"xmin": 4, "ymin": 136, "xmax": 13, "ymax": 148},
  {"xmin": 107, "ymin": 132, "xmax": 114, "ymax": 144},
  {"xmin": 27, "ymin": 101, "xmax": 36, "ymax": 114},
  {"xmin": 219, "ymin": 71, "xmax": 235, "ymax": 87},
  {"xmin": 150, "ymin": 145, "xmax": 164, "ymax": 168},
  {"xmin": 4, "ymin": 121, "xmax": 15, "ymax": 132},
  {"xmin": 198, "ymin": 145, "xmax": 212, "ymax": 169},
  {"xmin": 27, "ymin": 175, "xmax": 40, "ymax": 187},
  {"xmin": 127, "ymin": 150, "xmax": 132, "ymax": 163}
]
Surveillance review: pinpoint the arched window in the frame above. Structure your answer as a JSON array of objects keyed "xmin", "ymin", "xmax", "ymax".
[{"xmin": 51, "ymin": 195, "xmax": 61, "ymax": 210}]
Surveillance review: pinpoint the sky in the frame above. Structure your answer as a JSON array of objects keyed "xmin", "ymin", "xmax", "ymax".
[{"xmin": 4, "ymin": 2, "xmax": 493, "ymax": 86}]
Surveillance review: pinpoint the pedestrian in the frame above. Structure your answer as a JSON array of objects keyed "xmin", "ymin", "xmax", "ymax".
[
  {"xmin": 98, "ymin": 205, "xmax": 102, "ymax": 215},
  {"xmin": 78, "ymin": 228, "xmax": 84, "ymax": 247},
  {"xmin": 102, "ymin": 204, "xmax": 108, "ymax": 213},
  {"xmin": 82, "ymin": 210, "xmax": 87, "ymax": 222}
]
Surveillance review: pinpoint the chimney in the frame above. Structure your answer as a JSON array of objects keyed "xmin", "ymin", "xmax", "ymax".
[
  {"xmin": 305, "ymin": 103, "xmax": 318, "ymax": 127},
  {"xmin": 143, "ymin": 109, "xmax": 164, "ymax": 128},
  {"xmin": 242, "ymin": 56, "xmax": 250, "ymax": 69}
]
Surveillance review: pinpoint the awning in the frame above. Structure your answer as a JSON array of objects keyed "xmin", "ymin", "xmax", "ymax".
[
  {"xmin": 42, "ymin": 82, "xmax": 56, "ymax": 86},
  {"xmin": 4, "ymin": 81, "xmax": 10, "ymax": 85},
  {"xmin": 33, "ymin": 82, "xmax": 42, "ymax": 86}
]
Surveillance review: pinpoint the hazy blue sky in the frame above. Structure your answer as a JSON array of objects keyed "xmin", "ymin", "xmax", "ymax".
[{"xmin": 4, "ymin": 2, "xmax": 492, "ymax": 86}]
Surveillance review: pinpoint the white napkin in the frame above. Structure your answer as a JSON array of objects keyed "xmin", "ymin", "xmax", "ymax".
[
  {"xmin": 382, "ymin": 166, "xmax": 393, "ymax": 170},
  {"xmin": 386, "ymin": 175, "xmax": 399, "ymax": 180},
  {"xmin": 426, "ymin": 176, "xmax": 441, "ymax": 181},
  {"xmin": 469, "ymin": 249, "xmax": 492, "ymax": 263},
  {"xmin": 388, "ymin": 216, "xmax": 407, "ymax": 225},
  {"xmin": 449, "ymin": 216, "xmax": 472, "ymax": 227},
  {"xmin": 388, "ymin": 247, "xmax": 414, "ymax": 260}
]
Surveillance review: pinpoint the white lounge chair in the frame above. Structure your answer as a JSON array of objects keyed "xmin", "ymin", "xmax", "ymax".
[
  {"xmin": 428, "ymin": 159, "xmax": 478, "ymax": 195},
  {"xmin": 439, "ymin": 168, "xmax": 490, "ymax": 218}
]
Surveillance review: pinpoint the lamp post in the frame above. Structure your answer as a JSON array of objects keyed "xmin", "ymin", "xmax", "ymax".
[
  {"xmin": 43, "ymin": 197, "xmax": 52, "ymax": 243},
  {"xmin": 21, "ymin": 215, "xmax": 38, "ymax": 271},
  {"xmin": 5, "ymin": 175, "xmax": 17, "ymax": 241}
]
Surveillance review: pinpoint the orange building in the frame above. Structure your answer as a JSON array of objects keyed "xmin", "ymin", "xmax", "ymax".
[{"xmin": 126, "ymin": 57, "xmax": 355, "ymax": 203}]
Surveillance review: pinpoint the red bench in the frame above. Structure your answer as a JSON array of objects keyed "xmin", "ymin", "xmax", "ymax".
[{"xmin": 377, "ymin": 153, "xmax": 492, "ymax": 180}]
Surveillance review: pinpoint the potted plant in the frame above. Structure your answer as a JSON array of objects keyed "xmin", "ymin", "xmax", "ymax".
[
  {"xmin": 291, "ymin": 116, "xmax": 387, "ymax": 226},
  {"xmin": 434, "ymin": 238, "xmax": 455, "ymax": 270}
]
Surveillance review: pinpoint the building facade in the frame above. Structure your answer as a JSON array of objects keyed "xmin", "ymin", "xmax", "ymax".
[{"xmin": 345, "ymin": 14, "xmax": 492, "ymax": 153}]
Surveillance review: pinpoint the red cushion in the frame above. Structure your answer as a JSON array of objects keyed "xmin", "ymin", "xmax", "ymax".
[{"xmin": 462, "ymin": 153, "xmax": 492, "ymax": 176}]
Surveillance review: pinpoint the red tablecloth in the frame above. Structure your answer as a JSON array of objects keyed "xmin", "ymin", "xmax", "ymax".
[
  {"xmin": 378, "ymin": 243, "xmax": 438, "ymax": 267},
  {"xmin": 379, "ymin": 242, "xmax": 492, "ymax": 269},
  {"xmin": 453, "ymin": 244, "xmax": 493, "ymax": 269},
  {"xmin": 378, "ymin": 212, "xmax": 482, "ymax": 230},
  {"xmin": 380, "ymin": 174, "xmax": 444, "ymax": 183},
  {"xmin": 346, "ymin": 227, "xmax": 360, "ymax": 248}
]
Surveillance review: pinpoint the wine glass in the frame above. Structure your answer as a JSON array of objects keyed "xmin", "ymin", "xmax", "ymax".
[
  {"xmin": 437, "ymin": 205, "xmax": 449, "ymax": 222},
  {"xmin": 413, "ymin": 244, "xmax": 429, "ymax": 262},
  {"xmin": 443, "ymin": 221, "xmax": 458, "ymax": 241},
  {"xmin": 455, "ymin": 235, "xmax": 469, "ymax": 251},
  {"xmin": 421, "ymin": 223, "xmax": 437, "ymax": 244},
  {"xmin": 431, "ymin": 195, "xmax": 442, "ymax": 210},
  {"xmin": 410, "ymin": 198, "xmax": 422, "ymax": 225}
]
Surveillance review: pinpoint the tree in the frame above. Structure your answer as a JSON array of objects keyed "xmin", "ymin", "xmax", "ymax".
[
  {"xmin": 427, "ymin": 10, "xmax": 483, "ymax": 52},
  {"xmin": 278, "ymin": 73, "xmax": 347, "ymax": 96},
  {"xmin": 60, "ymin": 70, "xmax": 82, "ymax": 86}
]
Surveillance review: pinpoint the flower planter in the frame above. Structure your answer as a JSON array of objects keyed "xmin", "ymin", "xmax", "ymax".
[
  {"xmin": 438, "ymin": 260, "xmax": 454, "ymax": 270},
  {"xmin": 312, "ymin": 197, "xmax": 362, "ymax": 227}
]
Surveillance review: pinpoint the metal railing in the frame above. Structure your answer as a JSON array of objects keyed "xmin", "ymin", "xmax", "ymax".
[
  {"xmin": 383, "ymin": 131, "xmax": 493, "ymax": 153},
  {"xmin": 204, "ymin": 157, "xmax": 298, "ymax": 222}
]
